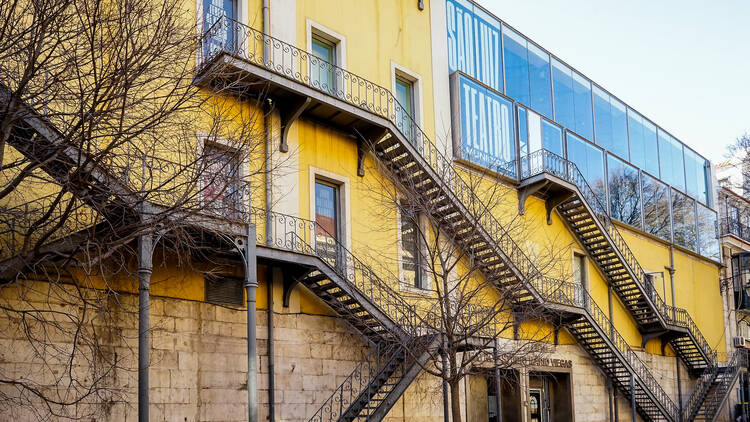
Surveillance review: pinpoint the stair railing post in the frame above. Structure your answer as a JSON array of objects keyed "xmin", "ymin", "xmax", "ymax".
[{"xmin": 630, "ymin": 374, "xmax": 636, "ymax": 422}]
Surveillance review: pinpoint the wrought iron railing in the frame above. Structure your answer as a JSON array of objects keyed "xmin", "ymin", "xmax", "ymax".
[
  {"xmin": 0, "ymin": 192, "xmax": 99, "ymax": 257},
  {"xmin": 721, "ymin": 217, "xmax": 750, "ymax": 243},
  {"xmin": 521, "ymin": 149, "xmax": 716, "ymax": 365},
  {"xmin": 683, "ymin": 349, "xmax": 747, "ymax": 421},
  {"xmin": 199, "ymin": 19, "xmax": 681, "ymax": 420}
]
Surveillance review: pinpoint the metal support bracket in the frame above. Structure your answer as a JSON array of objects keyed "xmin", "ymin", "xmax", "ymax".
[
  {"xmin": 353, "ymin": 127, "xmax": 387, "ymax": 177},
  {"xmin": 282, "ymin": 266, "xmax": 313, "ymax": 307},
  {"xmin": 640, "ymin": 330, "xmax": 667, "ymax": 349},
  {"xmin": 545, "ymin": 191, "xmax": 575, "ymax": 225},
  {"xmin": 279, "ymin": 97, "xmax": 311, "ymax": 153},
  {"xmin": 517, "ymin": 179, "xmax": 549, "ymax": 215}
]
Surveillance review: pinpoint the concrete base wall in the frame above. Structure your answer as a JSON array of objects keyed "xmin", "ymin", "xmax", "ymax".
[{"xmin": 0, "ymin": 283, "xmax": 712, "ymax": 422}]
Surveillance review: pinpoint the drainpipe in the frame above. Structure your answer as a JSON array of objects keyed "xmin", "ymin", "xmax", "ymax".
[
  {"xmin": 667, "ymin": 246, "xmax": 682, "ymax": 418},
  {"xmin": 267, "ymin": 270, "xmax": 275, "ymax": 422},
  {"xmin": 137, "ymin": 233, "xmax": 154, "ymax": 422},
  {"xmin": 262, "ymin": 0, "xmax": 273, "ymax": 244},
  {"xmin": 494, "ymin": 339, "xmax": 503, "ymax": 422},
  {"xmin": 245, "ymin": 225, "xmax": 259, "ymax": 422}
]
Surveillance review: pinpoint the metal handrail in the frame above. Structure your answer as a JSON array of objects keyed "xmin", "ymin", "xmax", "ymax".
[
  {"xmin": 198, "ymin": 18, "xmax": 681, "ymax": 420},
  {"xmin": 521, "ymin": 149, "xmax": 717, "ymax": 365},
  {"xmin": 720, "ymin": 217, "xmax": 750, "ymax": 243},
  {"xmin": 683, "ymin": 349, "xmax": 747, "ymax": 421}
]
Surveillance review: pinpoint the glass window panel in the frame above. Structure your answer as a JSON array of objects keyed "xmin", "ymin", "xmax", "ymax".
[
  {"xmin": 456, "ymin": 74, "xmax": 516, "ymax": 176},
  {"xmin": 572, "ymin": 71, "xmax": 594, "ymax": 140},
  {"xmin": 608, "ymin": 155, "xmax": 642, "ymax": 229},
  {"xmin": 315, "ymin": 181, "xmax": 339, "ymax": 264},
  {"xmin": 311, "ymin": 37, "xmax": 335, "ymax": 94},
  {"xmin": 642, "ymin": 120, "xmax": 659, "ymax": 177},
  {"xmin": 552, "ymin": 59, "xmax": 575, "ymax": 130},
  {"xmin": 527, "ymin": 43, "xmax": 552, "ymax": 118},
  {"xmin": 541, "ymin": 120, "xmax": 563, "ymax": 156},
  {"xmin": 518, "ymin": 106, "xmax": 528, "ymax": 157},
  {"xmin": 628, "ymin": 109, "xmax": 645, "ymax": 168},
  {"xmin": 527, "ymin": 110, "xmax": 542, "ymax": 153},
  {"xmin": 684, "ymin": 148, "xmax": 708, "ymax": 204},
  {"xmin": 642, "ymin": 173, "xmax": 671, "ymax": 241},
  {"xmin": 395, "ymin": 77, "xmax": 414, "ymax": 141},
  {"xmin": 610, "ymin": 98, "xmax": 629, "ymax": 160},
  {"xmin": 658, "ymin": 130, "xmax": 685, "ymax": 191},
  {"xmin": 672, "ymin": 189, "xmax": 696, "ymax": 251},
  {"xmin": 593, "ymin": 86, "xmax": 612, "ymax": 150},
  {"xmin": 696, "ymin": 203, "xmax": 719, "ymax": 261},
  {"xmin": 445, "ymin": 0, "xmax": 503, "ymax": 92},
  {"xmin": 502, "ymin": 26, "xmax": 530, "ymax": 107},
  {"xmin": 203, "ymin": 0, "xmax": 237, "ymax": 53},
  {"xmin": 400, "ymin": 207, "xmax": 422, "ymax": 288},
  {"xmin": 567, "ymin": 132, "xmax": 605, "ymax": 205}
]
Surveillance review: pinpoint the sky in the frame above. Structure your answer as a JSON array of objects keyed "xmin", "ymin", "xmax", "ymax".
[{"xmin": 478, "ymin": 0, "xmax": 750, "ymax": 163}]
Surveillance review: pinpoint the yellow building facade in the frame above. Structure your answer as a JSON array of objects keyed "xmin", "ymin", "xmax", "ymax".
[{"xmin": 0, "ymin": 1, "xmax": 738, "ymax": 422}]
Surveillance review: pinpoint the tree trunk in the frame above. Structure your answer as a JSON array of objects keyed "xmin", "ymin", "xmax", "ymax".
[{"xmin": 449, "ymin": 377, "xmax": 462, "ymax": 422}]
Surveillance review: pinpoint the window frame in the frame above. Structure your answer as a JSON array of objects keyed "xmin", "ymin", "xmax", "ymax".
[
  {"xmin": 391, "ymin": 61, "xmax": 424, "ymax": 127},
  {"xmin": 397, "ymin": 204, "xmax": 429, "ymax": 291},
  {"xmin": 197, "ymin": 133, "xmax": 248, "ymax": 218}
]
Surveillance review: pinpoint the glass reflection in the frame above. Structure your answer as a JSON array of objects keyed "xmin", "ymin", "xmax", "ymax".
[
  {"xmin": 593, "ymin": 86, "xmax": 628, "ymax": 160},
  {"xmin": 567, "ymin": 132, "xmax": 605, "ymax": 205},
  {"xmin": 658, "ymin": 130, "xmax": 685, "ymax": 192},
  {"xmin": 672, "ymin": 189, "xmax": 697, "ymax": 251},
  {"xmin": 542, "ymin": 120, "xmax": 563, "ymax": 156},
  {"xmin": 627, "ymin": 109, "xmax": 659, "ymax": 177},
  {"xmin": 642, "ymin": 173, "xmax": 671, "ymax": 241},
  {"xmin": 608, "ymin": 155, "xmax": 641, "ymax": 229},
  {"xmin": 503, "ymin": 27, "xmax": 530, "ymax": 108},
  {"xmin": 552, "ymin": 59, "xmax": 594, "ymax": 140},
  {"xmin": 697, "ymin": 203, "xmax": 719, "ymax": 260},
  {"xmin": 527, "ymin": 43, "xmax": 552, "ymax": 118},
  {"xmin": 684, "ymin": 148, "xmax": 708, "ymax": 204}
]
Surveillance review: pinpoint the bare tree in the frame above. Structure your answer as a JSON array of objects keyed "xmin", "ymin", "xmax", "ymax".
[
  {"xmin": 363, "ymin": 145, "xmax": 568, "ymax": 422},
  {"xmin": 0, "ymin": 0, "xmax": 272, "ymax": 418}
]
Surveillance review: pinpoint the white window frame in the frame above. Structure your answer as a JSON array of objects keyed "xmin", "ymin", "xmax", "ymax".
[
  {"xmin": 306, "ymin": 20, "xmax": 346, "ymax": 98},
  {"xmin": 309, "ymin": 167, "xmax": 351, "ymax": 249},
  {"xmin": 571, "ymin": 249, "xmax": 589, "ymax": 292},
  {"xmin": 391, "ymin": 61, "xmax": 424, "ymax": 128},
  {"xmin": 197, "ymin": 132, "xmax": 250, "ymax": 214},
  {"xmin": 397, "ymin": 204, "xmax": 430, "ymax": 293}
]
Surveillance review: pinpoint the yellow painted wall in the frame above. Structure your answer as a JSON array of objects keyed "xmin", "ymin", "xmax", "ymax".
[{"xmin": 296, "ymin": 0, "xmax": 437, "ymax": 140}]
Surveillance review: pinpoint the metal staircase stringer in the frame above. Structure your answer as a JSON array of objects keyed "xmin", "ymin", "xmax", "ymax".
[{"xmin": 367, "ymin": 335, "xmax": 442, "ymax": 422}]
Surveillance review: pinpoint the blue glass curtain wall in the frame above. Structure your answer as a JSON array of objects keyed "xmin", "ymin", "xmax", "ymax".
[{"xmin": 445, "ymin": 0, "xmax": 717, "ymax": 259}]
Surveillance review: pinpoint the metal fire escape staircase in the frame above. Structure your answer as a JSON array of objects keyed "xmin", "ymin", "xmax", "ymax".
[
  {"xmin": 683, "ymin": 350, "xmax": 747, "ymax": 421},
  {"xmin": 192, "ymin": 16, "xmax": 705, "ymax": 421},
  {"xmin": 516, "ymin": 150, "xmax": 714, "ymax": 376},
  {"xmin": 252, "ymin": 206, "xmax": 445, "ymax": 422}
]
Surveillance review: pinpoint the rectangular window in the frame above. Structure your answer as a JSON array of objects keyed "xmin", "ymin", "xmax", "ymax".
[
  {"xmin": 315, "ymin": 180, "xmax": 340, "ymax": 265},
  {"xmin": 203, "ymin": 0, "xmax": 237, "ymax": 56},
  {"xmin": 658, "ymin": 129, "xmax": 685, "ymax": 192},
  {"xmin": 566, "ymin": 132, "xmax": 605, "ymax": 206},
  {"xmin": 400, "ymin": 207, "xmax": 423, "ymax": 289},
  {"xmin": 571, "ymin": 71, "xmax": 594, "ymax": 140},
  {"xmin": 684, "ymin": 147, "xmax": 708, "ymax": 204},
  {"xmin": 573, "ymin": 253, "xmax": 586, "ymax": 288},
  {"xmin": 642, "ymin": 173, "xmax": 671, "ymax": 241},
  {"xmin": 541, "ymin": 119, "xmax": 563, "ymax": 157},
  {"xmin": 395, "ymin": 76, "xmax": 415, "ymax": 141},
  {"xmin": 552, "ymin": 59, "xmax": 593, "ymax": 140},
  {"xmin": 627, "ymin": 109, "xmax": 659, "ymax": 177},
  {"xmin": 201, "ymin": 145, "xmax": 241, "ymax": 219},
  {"xmin": 608, "ymin": 154, "xmax": 642, "ymax": 229},
  {"xmin": 593, "ymin": 86, "xmax": 629, "ymax": 160},
  {"xmin": 502, "ymin": 26, "xmax": 530, "ymax": 108},
  {"xmin": 697, "ymin": 203, "xmax": 719, "ymax": 260},
  {"xmin": 527, "ymin": 43, "xmax": 552, "ymax": 118},
  {"xmin": 311, "ymin": 36, "xmax": 335, "ymax": 94},
  {"xmin": 672, "ymin": 189, "xmax": 696, "ymax": 251}
]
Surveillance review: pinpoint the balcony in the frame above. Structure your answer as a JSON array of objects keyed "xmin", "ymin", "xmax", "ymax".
[
  {"xmin": 195, "ymin": 15, "xmax": 419, "ymax": 156},
  {"xmin": 721, "ymin": 217, "xmax": 750, "ymax": 244}
]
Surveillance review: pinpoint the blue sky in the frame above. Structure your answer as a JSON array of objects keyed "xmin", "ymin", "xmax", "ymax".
[{"xmin": 479, "ymin": 0, "xmax": 750, "ymax": 163}]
